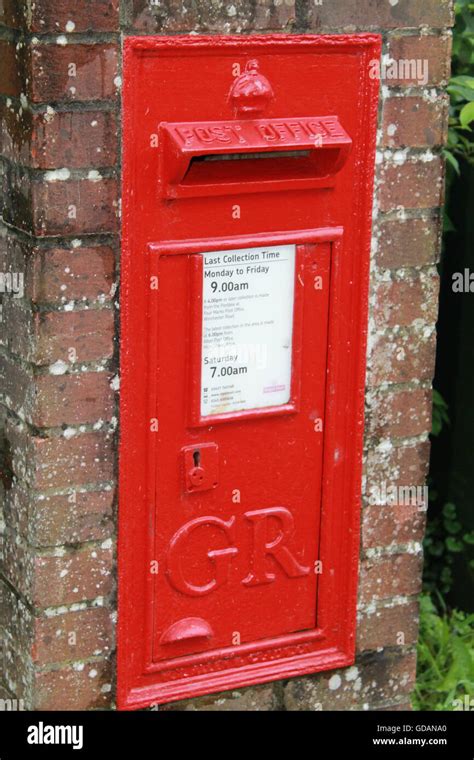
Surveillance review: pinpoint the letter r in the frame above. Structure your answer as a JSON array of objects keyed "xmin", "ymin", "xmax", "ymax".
[{"xmin": 243, "ymin": 507, "xmax": 310, "ymax": 586}]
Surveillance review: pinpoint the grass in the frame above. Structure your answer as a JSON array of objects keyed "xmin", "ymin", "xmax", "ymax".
[{"xmin": 413, "ymin": 593, "xmax": 474, "ymax": 710}]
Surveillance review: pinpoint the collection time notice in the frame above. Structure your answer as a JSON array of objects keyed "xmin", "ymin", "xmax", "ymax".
[{"xmin": 200, "ymin": 244, "xmax": 296, "ymax": 417}]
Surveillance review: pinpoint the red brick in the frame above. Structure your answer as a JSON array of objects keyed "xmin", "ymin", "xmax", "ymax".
[
  {"xmin": 30, "ymin": 43, "xmax": 119, "ymax": 103},
  {"xmin": 0, "ymin": 0, "xmax": 25, "ymax": 28},
  {"xmin": 1, "ymin": 528, "xmax": 34, "ymax": 597},
  {"xmin": 387, "ymin": 33, "xmax": 452, "ymax": 87},
  {"xmin": 129, "ymin": 0, "xmax": 292, "ymax": 34},
  {"xmin": 0, "ymin": 358, "xmax": 115, "ymax": 426},
  {"xmin": 0, "ymin": 104, "xmax": 118, "ymax": 170},
  {"xmin": 308, "ymin": 0, "xmax": 453, "ymax": 30},
  {"xmin": 373, "ymin": 275, "xmax": 439, "ymax": 329},
  {"xmin": 365, "ymin": 441, "xmax": 431, "ymax": 492},
  {"xmin": 0, "ymin": 579, "xmax": 34, "ymax": 697},
  {"xmin": 0, "ymin": 237, "xmax": 116, "ymax": 305},
  {"xmin": 359, "ymin": 554, "xmax": 423, "ymax": 604},
  {"xmin": 33, "ymin": 659, "xmax": 112, "ymax": 710},
  {"xmin": 33, "ymin": 177, "xmax": 119, "ymax": 236},
  {"xmin": 3, "ymin": 301, "xmax": 114, "ymax": 364},
  {"xmin": 368, "ymin": 330, "xmax": 436, "ymax": 385},
  {"xmin": 0, "ymin": 40, "xmax": 25, "ymax": 97},
  {"xmin": 381, "ymin": 96, "xmax": 449, "ymax": 148},
  {"xmin": 35, "ymin": 372, "xmax": 115, "ymax": 426},
  {"xmin": 366, "ymin": 387, "xmax": 432, "ymax": 439},
  {"xmin": 2, "ymin": 171, "xmax": 119, "ymax": 236},
  {"xmin": 33, "ymin": 245, "xmax": 116, "ymax": 305},
  {"xmin": 35, "ymin": 490, "xmax": 114, "ymax": 546},
  {"xmin": 4, "ymin": 483, "xmax": 114, "ymax": 546},
  {"xmin": 362, "ymin": 504, "xmax": 426, "ymax": 549},
  {"xmin": 0, "ymin": 163, "xmax": 32, "ymax": 231},
  {"xmin": 31, "ymin": 110, "xmax": 118, "ymax": 169},
  {"xmin": 28, "ymin": 0, "xmax": 119, "ymax": 33},
  {"xmin": 0, "ymin": 100, "xmax": 32, "ymax": 164},
  {"xmin": 357, "ymin": 601, "xmax": 420, "ymax": 652},
  {"xmin": 6, "ymin": 420, "xmax": 114, "ymax": 490},
  {"xmin": 33, "ymin": 542, "xmax": 113, "ymax": 607},
  {"xmin": 376, "ymin": 217, "xmax": 441, "ymax": 269},
  {"xmin": 33, "ymin": 606, "xmax": 113, "ymax": 665},
  {"xmin": 378, "ymin": 158, "xmax": 445, "ymax": 213}
]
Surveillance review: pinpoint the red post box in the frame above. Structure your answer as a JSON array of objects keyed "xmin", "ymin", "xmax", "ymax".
[{"xmin": 118, "ymin": 34, "xmax": 381, "ymax": 710}]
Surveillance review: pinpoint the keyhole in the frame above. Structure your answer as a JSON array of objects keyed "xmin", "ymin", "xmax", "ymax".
[{"xmin": 193, "ymin": 450, "xmax": 201, "ymax": 467}]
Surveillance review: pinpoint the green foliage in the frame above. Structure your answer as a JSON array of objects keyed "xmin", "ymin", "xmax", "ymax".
[
  {"xmin": 424, "ymin": 502, "xmax": 474, "ymax": 595},
  {"xmin": 415, "ymin": 0, "xmax": 474, "ymax": 714},
  {"xmin": 413, "ymin": 594, "xmax": 474, "ymax": 710},
  {"xmin": 431, "ymin": 389, "xmax": 450, "ymax": 437},
  {"xmin": 444, "ymin": 2, "xmax": 474, "ymax": 229}
]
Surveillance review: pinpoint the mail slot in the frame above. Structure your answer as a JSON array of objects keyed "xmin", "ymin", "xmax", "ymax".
[{"xmin": 118, "ymin": 34, "xmax": 381, "ymax": 710}]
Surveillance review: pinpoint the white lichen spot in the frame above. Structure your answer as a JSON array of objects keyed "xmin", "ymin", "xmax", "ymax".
[
  {"xmin": 328, "ymin": 674, "xmax": 342, "ymax": 690},
  {"xmin": 65, "ymin": 20, "xmax": 76, "ymax": 32},
  {"xmin": 89, "ymin": 669, "xmax": 98, "ymax": 678},
  {"xmin": 56, "ymin": 35, "xmax": 68, "ymax": 46},
  {"xmin": 44, "ymin": 105, "xmax": 56, "ymax": 123},
  {"xmin": 387, "ymin": 123, "xmax": 397, "ymax": 137},
  {"xmin": 44, "ymin": 168, "xmax": 70, "ymax": 182},
  {"xmin": 114, "ymin": 76, "xmax": 122, "ymax": 89},
  {"xmin": 87, "ymin": 170, "xmax": 102, "ymax": 182},
  {"xmin": 49, "ymin": 359, "xmax": 68, "ymax": 375},
  {"xmin": 71, "ymin": 239, "xmax": 82, "ymax": 248},
  {"xmin": 345, "ymin": 666, "xmax": 359, "ymax": 682},
  {"xmin": 110, "ymin": 374, "xmax": 120, "ymax": 391},
  {"xmin": 63, "ymin": 427, "xmax": 77, "ymax": 440},
  {"xmin": 419, "ymin": 149, "xmax": 435, "ymax": 163},
  {"xmin": 393, "ymin": 149, "xmax": 408, "ymax": 166}
]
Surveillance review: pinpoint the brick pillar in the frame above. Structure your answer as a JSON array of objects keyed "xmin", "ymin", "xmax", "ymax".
[
  {"xmin": 0, "ymin": 1, "xmax": 119, "ymax": 708},
  {"xmin": 0, "ymin": 0, "xmax": 453, "ymax": 710}
]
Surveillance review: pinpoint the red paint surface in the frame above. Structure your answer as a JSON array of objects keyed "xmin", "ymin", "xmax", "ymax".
[{"xmin": 118, "ymin": 34, "xmax": 380, "ymax": 709}]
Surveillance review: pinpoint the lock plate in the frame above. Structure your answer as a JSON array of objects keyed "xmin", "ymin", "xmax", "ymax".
[{"xmin": 182, "ymin": 443, "xmax": 219, "ymax": 493}]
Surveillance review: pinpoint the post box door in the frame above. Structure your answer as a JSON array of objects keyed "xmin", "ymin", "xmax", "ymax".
[
  {"xmin": 118, "ymin": 33, "xmax": 380, "ymax": 709},
  {"xmin": 151, "ymin": 241, "xmax": 330, "ymax": 661}
]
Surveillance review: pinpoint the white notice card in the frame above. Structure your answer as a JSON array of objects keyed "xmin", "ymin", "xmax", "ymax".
[{"xmin": 200, "ymin": 244, "xmax": 296, "ymax": 417}]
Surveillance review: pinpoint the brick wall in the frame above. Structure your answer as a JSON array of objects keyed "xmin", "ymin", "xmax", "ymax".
[{"xmin": 0, "ymin": 0, "xmax": 452, "ymax": 710}]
